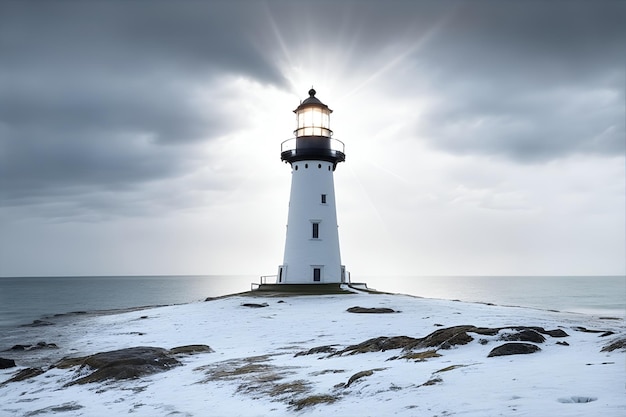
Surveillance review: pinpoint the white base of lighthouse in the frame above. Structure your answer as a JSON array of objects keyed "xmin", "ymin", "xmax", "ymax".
[{"xmin": 278, "ymin": 159, "xmax": 345, "ymax": 284}]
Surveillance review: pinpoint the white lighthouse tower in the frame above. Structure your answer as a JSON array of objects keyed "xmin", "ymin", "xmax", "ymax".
[{"xmin": 276, "ymin": 89, "xmax": 347, "ymax": 285}]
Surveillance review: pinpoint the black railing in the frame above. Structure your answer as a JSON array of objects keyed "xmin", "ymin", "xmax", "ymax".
[{"xmin": 281, "ymin": 137, "xmax": 345, "ymax": 154}]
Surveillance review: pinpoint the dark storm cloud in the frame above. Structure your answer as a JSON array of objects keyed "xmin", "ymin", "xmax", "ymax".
[
  {"xmin": 400, "ymin": 1, "xmax": 626, "ymax": 161},
  {"xmin": 0, "ymin": 0, "xmax": 279, "ymax": 214},
  {"xmin": 1, "ymin": 0, "xmax": 624, "ymax": 218}
]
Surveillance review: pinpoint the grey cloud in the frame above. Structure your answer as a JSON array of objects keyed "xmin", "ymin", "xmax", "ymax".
[
  {"xmin": 402, "ymin": 2, "xmax": 626, "ymax": 161},
  {"xmin": 0, "ymin": 1, "xmax": 278, "ymax": 216},
  {"xmin": 1, "ymin": 0, "xmax": 624, "ymax": 219}
]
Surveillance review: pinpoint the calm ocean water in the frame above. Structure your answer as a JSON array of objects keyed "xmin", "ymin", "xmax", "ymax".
[{"xmin": 0, "ymin": 275, "xmax": 624, "ymax": 328}]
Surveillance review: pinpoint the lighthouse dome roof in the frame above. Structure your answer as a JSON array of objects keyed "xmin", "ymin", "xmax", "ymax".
[{"xmin": 294, "ymin": 88, "xmax": 332, "ymax": 112}]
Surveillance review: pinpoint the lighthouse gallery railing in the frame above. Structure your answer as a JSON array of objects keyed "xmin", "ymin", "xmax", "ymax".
[{"xmin": 280, "ymin": 137, "xmax": 345, "ymax": 154}]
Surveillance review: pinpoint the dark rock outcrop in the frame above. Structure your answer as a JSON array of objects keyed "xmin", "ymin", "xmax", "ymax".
[
  {"xmin": 304, "ymin": 325, "xmax": 568, "ymax": 357},
  {"xmin": 346, "ymin": 306, "xmax": 397, "ymax": 314},
  {"xmin": 6, "ymin": 342, "xmax": 58, "ymax": 351},
  {"xmin": 169, "ymin": 344, "xmax": 214, "ymax": 355},
  {"xmin": 241, "ymin": 303, "xmax": 269, "ymax": 308},
  {"xmin": 501, "ymin": 329, "xmax": 546, "ymax": 343},
  {"xmin": 488, "ymin": 343, "xmax": 541, "ymax": 357},
  {"xmin": 52, "ymin": 345, "xmax": 214, "ymax": 386},
  {"xmin": 335, "ymin": 336, "xmax": 421, "ymax": 355},
  {"xmin": 601, "ymin": 337, "xmax": 626, "ymax": 352},
  {"xmin": 0, "ymin": 358, "xmax": 16, "ymax": 369},
  {"xmin": 21, "ymin": 319, "xmax": 54, "ymax": 327},
  {"xmin": 345, "ymin": 368, "xmax": 386, "ymax": 387},
  {"xmin": 295, "ymin": 345, "xmax": 338, "ymax": 357},
  {"xmin": 57, "ymin": 347, "xmax": 180, "ymax": 385},
  {"xmin": 417, "ymin": 326, "xmax": 476, "ymax": 349},
  {"xmin": 538, "ymin": 328, "xmax": 569, "ymax": 338},
  {"xmin": 1, "ymin": 367, "xmax": 45, "ymax": 385},
  {"xmin": 573, "ymin": 326, "xmax": 607, "ymax": 334}
]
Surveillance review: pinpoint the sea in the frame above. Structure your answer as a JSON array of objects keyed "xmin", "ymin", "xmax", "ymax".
[{"xmin": 0, "ymin": 275, "xmax": 624, "ymax": 330}]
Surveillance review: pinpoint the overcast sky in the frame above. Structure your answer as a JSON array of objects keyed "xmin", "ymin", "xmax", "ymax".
[{"xmin": 1, "ymin": 0, "xmax": 624, "ymax": 278}]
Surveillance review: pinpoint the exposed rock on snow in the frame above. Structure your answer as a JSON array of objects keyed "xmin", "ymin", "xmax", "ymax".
[
  {"xmin": 6, "ymin": 341, "xmax": 58, "ymax": 351},
  {"xmin": 240, "ymin": 302, "xmax": 269, "ymax": 308},
  {"xmin": 344, "ymin": 368, "xmax": 386, "ymax": 388},
  {"xmin": 21, "ymin": 319, "xmax": 54, "ymax": 327},
  {"xmin": 1, "ymin": 367, "xmax": 45, "ymax": 384},
  {"xmin": 335, "ymin": 336, "xmax": 421, "ymax": 355},
  {"xmin": 48, "ymin": 345, "xmax": 214, "ymax": 386},
  {"xmin": 346, "ymin": 306, "xmax": 398, "ymax": 313},
  {"xmin": 294, "ymin": 345, "xmax": 338, "ymax": 357},
  {"xmin": 0, "ymin": 358, "xmax": 15, "ymax": 369},
  {"xmin": 59, "ymin": 346, "xmax": 181, "ymax": 385},
  {"xmin": 601, "ymin": 337, "xmax": 626, "ymax": 352},
  {"xmin": 487, "ymin": 342, "xmax": 541, "ymax": 357},
  {"xmin": 500, "ymin": 329, "xmax": 546, "ymax": 343},
  {"xmin": 169, "ymin": 344, "xmax": 214, "ymax": 355}
]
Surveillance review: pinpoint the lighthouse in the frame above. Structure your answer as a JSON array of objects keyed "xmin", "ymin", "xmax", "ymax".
[{"xmin": 276, "ymin": 89, "xmax": 347, "ymax": 285}]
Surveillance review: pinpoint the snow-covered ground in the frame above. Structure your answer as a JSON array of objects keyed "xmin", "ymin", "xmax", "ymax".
[{"xmin": 1, "ymin": 289, "xmax": 624, "ymax": 416}]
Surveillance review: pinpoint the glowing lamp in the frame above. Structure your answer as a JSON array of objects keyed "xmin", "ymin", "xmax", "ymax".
[{"xmin": 294, "ymin": 88, "xmax": 333, "ymax": 137}]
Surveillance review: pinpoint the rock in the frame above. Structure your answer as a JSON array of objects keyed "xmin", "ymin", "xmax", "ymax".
[
  {"xmin": 241, "ymin": 303, "xmax": 269, "ymax": 308},
  {"xmin": 7, "ymin": 342, "xmax": 57, "ymax": 351},
  {"xmin": 539, "ymin": 328, "xmax": 569, "ymax": 338},
  {"xmin": 59, "ymin": 346, "xmax": 182, "ymax": 385},
  {"xmin": 345, "ymin": 368, "xmax": 385, "ymax": 388},
  {"xmin": 337, "ymin": 336, "xmax": 420, "ymax": 355},
  {"xmin": 501, "ymin": 329, "xmax": 546, "ymax": 343},
  {"xmin": 0, "ymin": 358, "xmax": 16, "ymax": 369},
  {"xmin": 488, "ymin": 343, "xmax": 541, "ymax": 357},
  {"xmin": 21, "ymin": 319, "xmax": 54, "ymax": 327},
  {"xmin": 9, "ymin": 344, "xmax": 29, "ymax": 351},
  {"xmin": 395, "ymin": 350, "xmax": 441, "ymax": 362},
  {"xmin": 36, "ymin": 341, "xmax": 58, "ymax": 349},
  {"xmin": 334, "ymin": 324, "xmax": 566, "ymax": 357},
  {"xmin": 169, "ymin": 345, "xmax": 214, "ymax": 355},
  {"xmin": 573, "ymin": 326, "xmax": 606, "ymax": 334},
  {"xmin": 600, "ymin": 337, "xmax": 626, "ymax": 352},
  {"xmin": 346, "ymin": 306, "xmax": 397, "ymax": 314},
  {"xmin": 417, "ymin": 326, "xmax": 476, "ymax": 349},
  {"xmin": 1, "ymin": 367, "xmax": 45, "ymax": 385},
  {"xmin": 345, "ymin": 370, "xmax": 373, "ymax": 387},
  {"xmin": 295, "ymin": 345, "xmax": 337, "ymax": 357}
]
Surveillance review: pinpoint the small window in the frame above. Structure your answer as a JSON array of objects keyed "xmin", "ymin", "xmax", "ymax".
[
  {"xmin": 305, "ymin": 163, "xmax": 308, "ymax": 169},
  {"xmin": 318, "ymin": 164, "xmax": 322, "ymax": 169},
  {"xmin": 321, "ymin": 194, "xmax": 327, "ymax": 204},
  {"xmin": 328, "ymin": 166, "xmax": 331, "ymax": 171},
  {"xmin": 295, "ymin": 165, "xmax": 298, "ymax": 171},
  {"xmin": 313, "ymin": 268, "xmax": 321, "ymax": 282},
  {"xmin": 312, "ymin": 222, "xmax": 319, "ymax": 239}
]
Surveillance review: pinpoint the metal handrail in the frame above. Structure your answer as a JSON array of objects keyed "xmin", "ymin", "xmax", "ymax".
[
  {"xmin": 281, "ymin": 137, "xmax": 345, "ymax": 154},
  {"xmin": 259, "ymin": 275, "xmax": 277, "ymax": 285}
]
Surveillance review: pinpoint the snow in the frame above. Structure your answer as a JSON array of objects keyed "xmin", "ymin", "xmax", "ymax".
[{"xmin": 1, "ymin": 291, "xmax": 624, "ymax": 416}]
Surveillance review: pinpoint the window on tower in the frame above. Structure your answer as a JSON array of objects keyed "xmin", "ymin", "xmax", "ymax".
[
  {"xmin": 313, "ymin": 268, "xmax": 321, "ymax": 282},
  {"xmin": 321, "ymin": 194, "xmax": 327, "ymax": 204},
  {"xmin": 312, "ymin": 222, "xmax": 319, "ymax": 239}
]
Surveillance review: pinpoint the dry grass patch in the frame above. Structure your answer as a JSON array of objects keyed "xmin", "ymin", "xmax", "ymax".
[
  {"xmin": 397, "ymin": 350, "xmax": 441, "ymax": 362},
  {"xmin": 290, "ymin": 394, "xmax": 339, "ymax": 410}
]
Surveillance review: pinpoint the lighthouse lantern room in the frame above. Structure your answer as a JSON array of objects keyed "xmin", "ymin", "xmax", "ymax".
[{"xmin": 277, "ymin": 89, "xmax": 347, "ymax": 284}]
